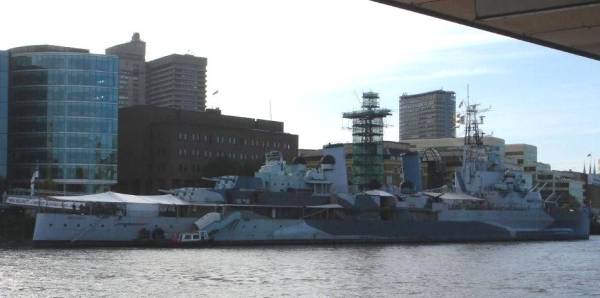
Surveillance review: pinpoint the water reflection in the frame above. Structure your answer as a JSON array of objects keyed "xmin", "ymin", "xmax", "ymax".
[{"xmin": 1, "ymin": 238, "xmax": 599, "ymax": 297}]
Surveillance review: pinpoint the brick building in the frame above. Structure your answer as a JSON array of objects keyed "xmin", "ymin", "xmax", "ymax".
[{"xmin": 118, "ymin": 105, "xmax": 298, "ymax": 194}]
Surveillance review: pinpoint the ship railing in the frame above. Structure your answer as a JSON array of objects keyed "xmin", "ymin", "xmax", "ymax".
[
  {"xmin": 529, "ymin": 182, "xmax": 547, "ymax": 193},
  {"xmin": 544, "ymin": 192, "xmax": 558, "ymax": 202}
]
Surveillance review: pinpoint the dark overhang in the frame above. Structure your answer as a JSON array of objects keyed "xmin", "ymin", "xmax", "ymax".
[{"xmin": 371, "ymin": 0, "xmax": 600, "ymax": 61}]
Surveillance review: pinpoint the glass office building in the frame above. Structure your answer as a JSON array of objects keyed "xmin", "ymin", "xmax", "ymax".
[
  {"xmin": 8, "ymin": 46, "xmax": 118, "ymax": 194},
  {"xmin": 0, "ymin": 51, "xmax": 8, "ymax": 179}
]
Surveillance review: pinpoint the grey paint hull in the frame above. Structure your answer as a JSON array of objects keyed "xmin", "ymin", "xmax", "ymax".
[{"xmin": 32, "ymin": 208, "xmax": 590, "ymax": 247}]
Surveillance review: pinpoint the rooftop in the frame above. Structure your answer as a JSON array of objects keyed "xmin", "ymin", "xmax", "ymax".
[
  {"xmin": 400, "ymin": 89, "xmax": 456, "ymax": 99},
  {"xmin": 9, "ymin": 45, "xmax": 89, "ymax": 54}
]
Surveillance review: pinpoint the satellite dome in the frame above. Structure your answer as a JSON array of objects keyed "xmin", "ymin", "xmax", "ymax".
[
  {"xmin": 320, "ymin": 155, "xmax": 335, "ymax": 165},
  {"xmin": 292, "ymin": 156, "xmax": 307, "ymax": 165}
]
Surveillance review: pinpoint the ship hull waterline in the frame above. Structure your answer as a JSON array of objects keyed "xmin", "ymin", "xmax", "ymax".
[{"xmin": 31, "ymin": 210, "xmax": 590, "ymax": 248}]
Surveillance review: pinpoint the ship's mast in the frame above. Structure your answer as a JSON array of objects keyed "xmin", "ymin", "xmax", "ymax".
[
  {"xmin": 459, "ymin": 87, "xmax": 489, "ymax": 191},
  {"xmin": 342, "ymin": 91, "xmax": 391, "ymax": 191}
]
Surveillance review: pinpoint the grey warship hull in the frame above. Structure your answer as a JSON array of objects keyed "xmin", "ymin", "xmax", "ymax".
[{"xmin": 32, "ymin": 207, "xmax": 590, "ymax": 247}]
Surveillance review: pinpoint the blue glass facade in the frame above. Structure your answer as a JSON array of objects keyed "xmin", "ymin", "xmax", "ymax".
[
  {"xmin": 0, "ymin": 51, "xmax": 8, "ymax": 179},
  {"xmin": 9, "ymin": 51, "xmax": 118, "ymax": 194}
]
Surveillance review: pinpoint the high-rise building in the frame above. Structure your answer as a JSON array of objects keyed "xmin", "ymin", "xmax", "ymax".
[
  {"xmin": 399, "ymin": 90, "xmax": 456, "ymax": 140},
  {"xmin": 105, "ymin": 32, "xmax": 146, "ymax": 108},
  {"xmin": 105, "ymin": 33, "xmax": 208, "ymax": 112},
  {"xmin": 7, "ymin": 45, "xmax": 119, "ymax": 194},
  {"xmin": 146, "ymin": 54, "xmax": 207, "ymax": 111},
  {"xmin": 0, "ymin": 50, "xmax": 8, "ymax": 179}
]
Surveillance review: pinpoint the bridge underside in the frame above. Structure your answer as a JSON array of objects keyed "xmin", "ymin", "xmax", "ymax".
[{"xmin": 372, "ymin": 0, "xmax": 600, "ymax": 61}]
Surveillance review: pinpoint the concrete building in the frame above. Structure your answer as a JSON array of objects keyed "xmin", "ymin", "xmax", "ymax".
[
  {"xmin": 7, "ymin": 45, "xmax": 119, "ymax": 194},
  {"xmin": 146, "ymin": 54, "xmax": 207, "ymax": 111},
  {"xmin": 105, "ymin": 32, "xmax": 147, "ymax": 108},
  {"xmin": 503, "ymin": 143, "xmax": 552, "ymax": 189},
  {"xmin": 504, "ymin": 144, "xmax": 538, "ymax": 172},
  {"xmin": 399, "ymin": 90, "xmax": 456, "ymax": 140},
  {"xmin": 118, "ymin": 105, "xmax": 298, "ymax": 194}
]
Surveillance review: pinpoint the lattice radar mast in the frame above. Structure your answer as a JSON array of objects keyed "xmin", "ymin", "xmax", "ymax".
[{"xmin": 342, "ymin": 91, "xmax": 391, "ymax": 190}]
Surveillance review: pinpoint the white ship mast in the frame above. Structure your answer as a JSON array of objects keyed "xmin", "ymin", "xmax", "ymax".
[{"xmin": 455, "ymin": 87, "xmax": 490, "ymax": 194}]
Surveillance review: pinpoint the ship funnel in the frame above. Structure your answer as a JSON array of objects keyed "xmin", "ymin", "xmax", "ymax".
[
  {"xmin": 322, "ymin": 145, "xmax": 348, "ymax": 193},
  {"xmin": 401, "ymin": 152, "xmax": 422, "ymax": 192}
]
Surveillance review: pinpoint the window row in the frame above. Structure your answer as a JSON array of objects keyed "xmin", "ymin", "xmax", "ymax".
[
  {"xmin": 176, "ymin": 148, "xmax": 263, "ymax": 161},
  {"xmin": 176, "ymin": 132, "xmax": 292, "ymax": 149},
  {"xmin": 12, "ymin": 148, "xmax": 117, "ymax": 165},
  {"xmin": 12, "ymin": 70, "xmax": 118, "ymax": 87},
  {"xmin": 13, "ymin": 86, "xmax": 117, "ymax": 102},
  {"xmin": 12, "ymin": 133, "xmax": 116, "ymax": 150},
  {"xmin": 12, "ymin": 101, "xmax": 117, "ymax": 118},
  {"xmin": 11, "ymin": 54, "xmax": 118, "ymax": 72},
  {"xmin": 11, "ymin": 164, "xmax": 117, "ymax": 181},
  {"xmin": 12, "ymin": 117, "xmax": 117, "ymax": 134}
]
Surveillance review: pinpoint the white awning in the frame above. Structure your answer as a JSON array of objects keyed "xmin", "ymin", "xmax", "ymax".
[
  {"xmin": 49, "ymin": 191, "xmax": 190, "ymax": 205},
  {"xmin": 306, "ymin": 204, "xmax": 343, "ymax": 209},
  {"xmin": 423, "ymin": 192, "xmax": 485, "ymax": 201},
  {"xmin": 363, "ymin": 190, "xmax": 395, "ymax": 197}
]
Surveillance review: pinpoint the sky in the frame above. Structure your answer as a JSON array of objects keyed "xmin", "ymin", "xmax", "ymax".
[{"xmin": 1, "ymin": 0, "xmax": 599, "ymax": 171}]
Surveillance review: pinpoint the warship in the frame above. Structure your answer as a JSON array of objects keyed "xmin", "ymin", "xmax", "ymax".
[{"xmin": 17, "ymin": 92, "xmax": 590, "ymax": 247}]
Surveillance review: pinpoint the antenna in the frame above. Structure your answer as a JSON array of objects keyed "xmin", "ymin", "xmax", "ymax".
[
  {"xmin": 269, "ymin": 100, "xmax": 272, "ymax": 120},
  {"xmin": 466, "ymin": 84, "xmax": 470, "ymax": 109},
  {"xmin": 353, "ymin": 90, "xmax": 361, "ymax": 106}
]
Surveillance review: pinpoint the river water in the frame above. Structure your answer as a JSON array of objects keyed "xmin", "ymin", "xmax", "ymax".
[{"xmin": 1, "ymin": 237, "xmax": 599, "ymax": 297}]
